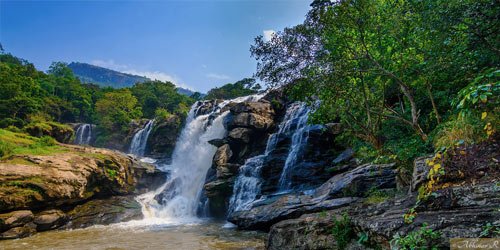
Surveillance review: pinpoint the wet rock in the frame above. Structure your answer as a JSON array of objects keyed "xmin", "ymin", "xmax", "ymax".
[
  {"xmin": 229, "ymin": 101, "xmax": 275, "ymax": 116},
  {"xmin": 208, "ymin": 138, "xmax": 227, "ymax": 148},
  {"xmin": 269, "ymin": 183, "xmax": 499, "ymax": 249},
  {"xmin": 315, "ymin": 163, "xmax": 397, "ymax": 198},
  {"xmin": 332, "ymin": 148, "xmax": 354, "ymax": 165},
  {"xmin": 411, "ymin": 156, "xmax": 432, "ymax": 192},
  {"xmin": 0, "ymin": 145, "xmax": 164, "ymax": 213},
  {"xmin": 0, "ymin": 210, "xmax": 33, "ymax": 232},
  {"xmin": 0, "ymin": 222, "xmax": 36, "ymax": 240},
  {"xmin": 33, "ymin": 209, "xmax": 67, "ymax": 231},
  {"xmin": 228, "ymin": 128, "xmax": 253, "ymax": 143},
  {"xmin": 216, "ymin": 163, "xmax": 241, "ymax": 178},
  {"xmin": 267, "ymin": 211, "xmax": 342, "ymax": 250},
  {"xmin": 213, "ymin": 144, "xmax": 233, "ymax": 167},
  {"xmin": 228, "ymin": 195, "xmax": 358, "ymax": 230},
  {"xmin": 64, "ymin": 196, "xmax": 142, "ymax": 229},
  {"xmin": 225, "ymin": 113, "xmax": 274, "ymax": 131},
  {"xmin": 146, "ymin": 115, "xmax": 182, "ymax": 158}
]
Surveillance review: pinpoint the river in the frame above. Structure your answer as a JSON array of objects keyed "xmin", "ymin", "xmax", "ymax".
[{"xmin": 1, "ymin": 221, "xmax": 265, "ymax": 250}]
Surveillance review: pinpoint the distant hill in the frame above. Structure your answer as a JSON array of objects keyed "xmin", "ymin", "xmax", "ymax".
[
  {"xmin": 68, "ymin": 62, "xmax": 196, "ymax": 96},
  {"xmin": 68, "ymin": 62, "xmax": 148, "ymax": 88}
]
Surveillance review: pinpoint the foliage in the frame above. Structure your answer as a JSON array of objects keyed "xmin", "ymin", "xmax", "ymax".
[
  {"xmin": 130, "ymin": 80, "xmax": 194, "ymax": 119},
  {"xmin": 0, "ymin": 129, "xmax": 65, "ymax": 159},
  {"xmin": 0, "ymin": 51, "xmax": 195, "ymax": 145},
  {"xmin": 95, "ymin": 89, "xmax": 142, "ymax": 133},
  {"xmin": 390, "ymin": 223, "xmax": 442, "ymax": 250},
  {"xmin": 364, "ymin": 187, "xmax": 396, "ymax": 204},
  {"xmin": 330, "ymin": 214, "xmax": 354, "ymax": 249},
  {"xmin": 432, "ymin": 116, "xmax": 484, "ymax": 150},
  {"xmin": 205, "ymin": 78, "xmax": 261, "ymax": 100},
  {"xmin": 251, "ymin": 0, "xmax": 500, "ymax": 169}
]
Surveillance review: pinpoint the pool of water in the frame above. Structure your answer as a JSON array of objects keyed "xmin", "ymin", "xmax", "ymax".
[{"xmin": 1, "ymin": 221, "xmax": 266, "ymax": 250}]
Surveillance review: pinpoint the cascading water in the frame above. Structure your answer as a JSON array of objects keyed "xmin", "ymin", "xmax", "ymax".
[
  {"xmin": 136, "ymin": 94, "xmax": 264, "ymax": 223},
  {"xmin": 129, "ymin": 119, "xmax": 155, "ymax": 157},
  {"xmin": 228, "ymin": 102, "xmax": 311, "ymax": 214},
  {"xmin": 277, "ymin": 103, "xmax": 311, "ymax": 190},
  {"xmin": 74, "ymin": 124, "xmax": 92, "ymax": 145}
]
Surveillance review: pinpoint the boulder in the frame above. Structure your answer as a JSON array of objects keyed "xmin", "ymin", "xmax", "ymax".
[
  {"xmin": 146, "ymin": 115, "xmax": 182, "ymax": 158},
  {"xmin": 0, "ymin": 222, "xmax": 36, "ymax": 240},
  {"xmin": 229, "ymin": 101, "xmax": 275, "ymax": 116},
  {"xmin": 33, "ymin": 209, "xmax": 67, "ymax": 231},
  {"xmin": 64, "ymin": 196, "xmax": 142, "ymax": 229},
  {"xmin": 213, "ymin": 144, "xmax": 233, "ymax": 167},
  {"xmin": 315, "ymin": 163, "xmax": 397, "ymax": 198},
  {"xmin": 0, "ymin": 210, "xmax": 33, "ymax": 232},
  {"xmin": 225, "ymin": 113, "xmax": 274, "ymax": 131},
  {"xmin": 208, "ymin": 138, "xmax": 227, "ymax": 148},
  {"xmin": 267, "ymin": 211, "xmax": 344, "ymax": 250},
  {"xmin": 0, "ymin": 145, "xmax": 165, "ymax": 213},
  {"xmin": 228, "ymin": 128, "xmax": 253, "ymax": 143},
  {"xmin": 228, "ymin": 194, "xmax": 358, "ymax": 230}
]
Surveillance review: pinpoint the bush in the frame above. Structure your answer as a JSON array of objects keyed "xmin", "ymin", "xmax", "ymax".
[
  {"xmin": 432, "ymin": 115, "xmax": 484, "ymax": 150},
  {"xmin": 331, "ymin": 214, "xmax": 354, "ymax": 249},
  {"xmin": 390, "ymin": 223, "xmax": 442, "ymax": 250},
  {"xmin": 154, "ymin": 108, "xmax": 173, "ymax": 122},
  {"xmin": 36, "ymin": 136, "xmax": 57, "ymax": 147},
  {"xmin": 0, "ymin": 140, "xmax": 14, "ymax": 158}
]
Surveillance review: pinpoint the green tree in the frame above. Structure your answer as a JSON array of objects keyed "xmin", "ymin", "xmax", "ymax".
[{"xmin": 95, "ymin": 89, "xmax": 142, "ymax": 133}]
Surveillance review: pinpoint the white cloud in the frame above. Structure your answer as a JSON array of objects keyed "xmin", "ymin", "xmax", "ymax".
[
  {"xmin": 263, "ymin": 29, "xmax": 276, "ymax": 42},
  {"xmin": 90, "ymin": 59, "xmax": 192, "ymax": 90},
  {"xmin": 206, "ymin": 73, "xmax": 231, "ymax": 80}
]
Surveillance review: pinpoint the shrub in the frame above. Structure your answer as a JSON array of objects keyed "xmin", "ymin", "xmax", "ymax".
[
  {"xmin": 432, "ymin": 115, "xmax": 484, "ymax": 150},
  {"xmin": 154, "ymin": 108, "xmax": 173, "ymax": 122},
  {"xmin": 36, "ymin": 136, "xmax": 57, "ymax": 147},
  {"xmin": 390, "ymin": 223, "xmax": 442, "ymax": 250},
  {"xmin": 331, "ymin": 214, "xmax": 354, "ymax": 249},
  {"xmin": 0, "ymin": 140, "xmax": 14, "ymax": 158}
]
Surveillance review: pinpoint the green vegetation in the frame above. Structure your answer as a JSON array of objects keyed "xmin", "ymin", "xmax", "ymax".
[
  {"xmin": 330, "ymin": 214, "xmax": 354, "ymax": 249},
  {"xmin": 205, "ymin": 78, "xmax": 261, "ymax": 100},
  {"xmin": 0, "ymin": 129, "xmax": 66, "ymax": 158},
  {"xmin": 0, "ymin": 50, "xmax": 195, "ymax": 147},
  {"xmin": 391, "ymin": 223, "xmax": 441, "ymax": 250},
  {"xmin": 251, "ymin": 0, "xmax": 499, "ymax": 171}
]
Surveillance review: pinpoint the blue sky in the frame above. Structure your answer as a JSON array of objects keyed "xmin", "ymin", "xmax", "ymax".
[{"xmin": 0, "ymin": 0, "xmax": 311, "ymax": 92}]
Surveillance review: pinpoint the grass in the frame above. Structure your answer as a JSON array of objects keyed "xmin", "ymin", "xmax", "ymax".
[{"xmin": 0, "ymin": 129, "xmax": 67, "ymax": 159}]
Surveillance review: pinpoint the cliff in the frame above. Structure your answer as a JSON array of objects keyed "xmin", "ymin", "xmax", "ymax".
[{"xmin": 0, "ymin": 136, "xmax": 166, "ymax": 239}]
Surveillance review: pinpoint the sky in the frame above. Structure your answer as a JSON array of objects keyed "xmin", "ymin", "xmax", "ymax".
[{"xmin": 0, "ymin": 0, "xmax": 311, "ymax": 92}]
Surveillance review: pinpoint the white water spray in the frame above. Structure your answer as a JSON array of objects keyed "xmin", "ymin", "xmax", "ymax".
[
  {"xmin": 228, "ymin": 102, "xmax": 311, "ymax": 213},
  {"xmin": 129, "ymin": 119, "xmax": 155, "ymax": 157},
  {"xmin": 74, "ymin": 124, "xmax": 92, "ymax": 145},
  {"xmin": 136, "ymin": 94, "xmax": 264, "ymax": 224}
]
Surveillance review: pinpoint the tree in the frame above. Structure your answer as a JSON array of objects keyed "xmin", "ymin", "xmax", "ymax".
[
  {"xmin": 95, "ymin": 89, "xmax": 142, "ymax": 133},
  {"xmin": 205, "ymin": 78, "xmax": 260, "ymax": 100}
]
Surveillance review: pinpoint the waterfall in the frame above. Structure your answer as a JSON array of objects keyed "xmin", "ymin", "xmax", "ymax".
[
  {"xmin": 137, "ymin": 94, "xmax": 264, "ymax": 223},
  {"xmin": 228, "ymin": 102, "xmax": 311, "ymax": 214},
  {"xmin": 277, "ymin": 102, "xmax": 311, "ymax": 190},
  {"xmin": 129, "ymin": 119, "xmax": 155, "ymax": 157},
  {"xmin": 74, "ymin": 124, "xmax": 92, "ymax": 145}
]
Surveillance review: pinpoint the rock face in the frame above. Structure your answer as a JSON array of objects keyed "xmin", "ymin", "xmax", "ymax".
[
  {"xmin": 228, "ymin": 163, "xmax": 396, "ymax": 230},
  {"xmin": 146, "ymin": 115, "xmax": 183, "ymax": 158},
  {"xmin": 64, "ymin": 196, "xmax": 143, "ymax": 229},
  {"xmin": 0, "ymin": 144, "xmax": 166, "ymax": 240},
  {"xmin": 268, "ymin": 183, "xmax": 500, "ymax": 249},
  {"xmin": 204, "ymin": 99, "xmax": 279, "ymax": 216}
]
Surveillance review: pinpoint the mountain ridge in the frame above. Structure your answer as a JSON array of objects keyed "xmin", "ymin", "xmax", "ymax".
[{"xmin": 68, "ymin": 62, "xmax": 196, "ymax": 96}]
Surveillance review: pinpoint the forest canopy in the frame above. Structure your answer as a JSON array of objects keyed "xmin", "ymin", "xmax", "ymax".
[{"xmin": 251, "ymin": 0, "xmax": 499, "ymax": 168}]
